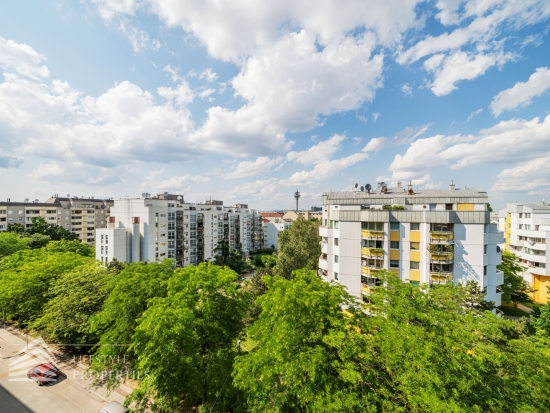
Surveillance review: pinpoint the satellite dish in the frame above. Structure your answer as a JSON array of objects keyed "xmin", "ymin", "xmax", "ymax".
[
  {"xmin": 141, "ymin": 193, "xmax": 148, "ymax": 198},
  {"xmin": 361, "ymin": 260, "xmax": 367, "ymax": 266},
  {"xmin": 34, "ymin": 199, "xmax": 39, "ymax": 203},
  {"xmin": 355, "ymin": 183, "xmax": 358, "ymax": 189},
  {"xmin": 365, "ymin": 184, "xmax": 371, "ymax": 193},
  {"xmin": 24, "ymin": 198, "xmax": 29, "ymax": 202},
  {"xmin": 317, "ymin": 269, "xmax": 323, "ymax": 276},
  {"xmin": 164, "ymin": 191, "xmax": 169, "ymax": 196},
  {"xmin": 360, "ymin": 186, "xmax": 364, "ymax": 191}
]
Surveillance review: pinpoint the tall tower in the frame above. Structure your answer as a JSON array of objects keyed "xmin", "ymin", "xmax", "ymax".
[{"xmin": 294, "ymin": 190, "xmax": 301, "ymax": 212}]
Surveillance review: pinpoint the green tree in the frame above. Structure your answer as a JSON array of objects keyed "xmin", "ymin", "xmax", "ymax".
[
  {"xmin": 127, "ymin": 263, "xmax": 249, "ymax": 412},
  {"xmin": 28, "ymin": 233, "xmax": 51, "ymax": 249},
  {"xmin": 532, "ymin": 301, "xmax": 550, "ymax": 336},
  {"xmin": 234, "ymin": 270, "xmax": 358, "ymax": 412},
  {"xmin": 274, "ymin": 217, "xmax": 321, "ymax": 279},
  {"xmin": 0, "ymin": 232, "xmax": 31, "ymax": 258},
  {"xmin": 6, "ymin": 223, "xmax": 25, "ymax": 235},
  {"xmin": 235, "ymin": 270, "xmax": 550, "ymax": 412},
  {"xmin": 498, "ymin": 250, "xmax": 533, "ymax": 309},
  {"xmin": 31, "ymin": 262, "xmax": 108, "ymax": 347},
  {"xmin": 27, "ymin": 216, "xmax": 79, "ymax": 241},
  {"xmin": 0, "ymin": 247, "xmax": 91, "ymax": 325},
  {"xmin": 89, "ymin": 260, "xmax": 175, "ymax": 386}
]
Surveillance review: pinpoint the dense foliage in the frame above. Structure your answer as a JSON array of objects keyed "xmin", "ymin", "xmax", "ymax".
[
  {"xmin": 498, "ymin": 250, "xmax": 533, "ymax": 307},
  {"xmin": 275, "ymin": 216, "xmax": 321, "ymax": 278},
  {"xmin": 8, "ymin": 216, "xmax": 80, "ymax": 241}
]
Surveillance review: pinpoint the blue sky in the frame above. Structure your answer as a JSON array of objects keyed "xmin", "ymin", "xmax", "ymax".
[{"xmin": 0, "ymin": 0, "xmax": 549, "ymax": 211}]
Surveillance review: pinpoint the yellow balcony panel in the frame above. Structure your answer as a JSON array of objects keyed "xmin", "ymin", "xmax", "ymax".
[
  {"xmin": 361, "ymin": 247, "xmax": 384, "ymax": 257},
  {"xmin": 457, "ymin": 203, "xmax": 474, "ymax": 211},
  {"xmin": 361, "ymin": 284, "xmax": 370, "ymax": 294},
  {"xmin": 409, "ymin": 270, "xmax": 420, "ymax": 282},
  {"xmin": 362, "ymin": 229, "xmax": 385, "ymax": 239},
  {"xmin": 410, "ymin": 231, "xmax": 421, "ymax": 242},
  {"xmin": 430, "ymin": 252, "xmax": 453, "ymax": 262},
  {"xmin": 362, "ymin": 267, "xmax": 382, "ymax": 276},
  {"xmin": 389, "ymin": 250, "xmax": 400, "ymax": 260},
  {"xmin": 410, "ymin": 251, "xmax": 421, "ymax": 261},
  {"xmin": 429, "ymin": 231, "xmax": 454, "ymax": 243},
  {"xmin": 430, "ymin": 272, "xmax": 453, "ymax": 284},
  {"xmin": 390, "ymin": 231, "xmax": 400, "ymax": 241},
  {"xmin": 390, "ymin": 269, "xmax": 400, "ymax": 274}
]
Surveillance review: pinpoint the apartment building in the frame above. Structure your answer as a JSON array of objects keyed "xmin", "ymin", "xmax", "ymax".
[
  {"xmin": 318, "ymin": 182, "xmax": 504, "ymax": 307},
  {"xmin": 263, "ymin": 219, "xmax": 292, "ymax": 250},
  {"xmin": 0, "ymin": 196, "xmax": 113, "ymax": 244},
  {"xmin": 499, "ymin": 202, "xmax": 550, "ymax": 303},
  {"xmin": 96, "ymin": 195, "xmax": 262, "ymax": 266}
]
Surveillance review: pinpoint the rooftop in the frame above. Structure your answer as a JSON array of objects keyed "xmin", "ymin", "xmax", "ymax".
[{"xmin": 324, "ymin": 187, "xmax": 488, "ymax": 200}]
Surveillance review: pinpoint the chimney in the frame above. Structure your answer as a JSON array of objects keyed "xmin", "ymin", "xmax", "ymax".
[
  {"xmin": 449, "ymin": 180, "xmax": 455, "ymax": 191},
  {"xmin": 407, "ymin": 181, "xmax": 413, "ymax": 191},
  {"xmin": 108, "ymin": 216, "xmax": 116, "ymax": 228}
]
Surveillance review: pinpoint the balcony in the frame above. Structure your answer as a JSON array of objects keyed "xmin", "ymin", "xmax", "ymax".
[
  {"xmin": 362, "ymin": 229, "xmax": 384, "ymax": 239},
  {"xmin": 429, "ymin": 272, "xmax": 453, "ymax": 285},
  {"xmin": 429, "ymin": 231, "xmax": 454, "ymax": 243},
  {"xmin": 429, "ymin": 251, "xmax": 454, "ymax": 263},
  {"xmin": 361, "ymin": 267, "xmax": 383, "ymax": 277},
  {"xmin": 361, "ymin": 247, "xmax": 384, "ymax": 258}
]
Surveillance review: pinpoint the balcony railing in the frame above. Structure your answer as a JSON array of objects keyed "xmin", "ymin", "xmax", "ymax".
[
  {"xmin": 429, "ymin": 231, "xmax": 454, "ymax": 243},
  {"xmin": 361, "ymin": 267, "xmax": 383, "ymax": 276},
  {"xmin": 361, "ymin": 247, "xmax": 385, "ymax": 258},
  {"xmin": 362, "ymin": 229, "xmax": 385, "ymax": 239},
  {"xmin": 429, "ymin": 252, "xmax": 454, "ymax": 263},
  {"xmin": 429, "ymin": 272, "xmax": 453, "ymax": 284}
]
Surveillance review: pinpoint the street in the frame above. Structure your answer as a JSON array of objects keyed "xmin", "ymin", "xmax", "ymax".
[{"xmin": 0, "ymin": 328, "xmax": 128, "ymax": 413}]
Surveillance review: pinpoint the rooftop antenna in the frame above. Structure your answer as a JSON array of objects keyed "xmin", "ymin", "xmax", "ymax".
[
  {"xmin": 294, "ymin": 190, "xmax": 301, "ymax": 212},
  {"xmin": 365, "ymin": 183, "xmax": 371, "ymax": 194}
]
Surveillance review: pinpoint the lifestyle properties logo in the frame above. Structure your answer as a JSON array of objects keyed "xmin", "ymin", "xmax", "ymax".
[{"xmin": 8, "ymin": 336, "xmax": 59, "ymax": 383}]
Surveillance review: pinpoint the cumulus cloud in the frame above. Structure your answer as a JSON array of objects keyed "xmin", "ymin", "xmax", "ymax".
[
  {"xmin": 189, "ymin": 68, "xmax": 218, "ymax": 82},
  {"xmin": 363, "ymin": 124, "xmax": 430, "ymax": 152},
  {"xmin": 401, "ymin": 83, "xmax": 413, "ymax": 96},
  {"xmin": 141, "ymin": 168, "xmax": 210, "ymax": 193},
  {"xmin": 286, "ymin": 134, "xmax": 346, "ymax": 166},
  {"xmin": 492, "ymin": 155, "xmax": 550, "ymax": 193},
  {"xmin": 424, "ymin": 50, "xmax": 512, "ymax": 96},
  {"xmin": 466, "ymin": 108, "xmax": 483, "ymax": 122},
  {"xmin": 90, "ymin": 0, "xmax": 138, "ymax": 20},
  {"xmin": 0, "ymin": 36, "xmax": 49, "ymax": 79},
  {"xmin": 397, "ymin": 0, "xmax": 550, "ymax": 95},
  {"xmin": 28, "ymin": 162, "xmax": 126, "ymax": 186},
  {"xmin": 0, "ymin": 153, "xmax": 23, "ymax": 169},
  {"xmin": 225, "ymin": 156, "xmax": 283, "ymax": 179},
  {"xmin": 490, "ymin": 67, "xmax": 550, "ymax": 116}
]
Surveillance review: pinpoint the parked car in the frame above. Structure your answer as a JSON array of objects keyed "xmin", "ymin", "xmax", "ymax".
[
  {"xmin": 27, "ymin": 363, "xmax": 61, "ymax": 386},
  {"xmin": 100, "ymin": 401, "xmax": 129, "ymax": 413}
]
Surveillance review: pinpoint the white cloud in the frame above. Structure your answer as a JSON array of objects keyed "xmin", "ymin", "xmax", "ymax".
[
  {"xmin": 163, "ymin": 64, "xmax": 181, "ymax": 82},
  {"xmin": 141, "ymin": 168, "xmax": 210, "ymax": 193},
  {"xmin": 225, "ymin": 156, "xmax": 283, "ymax": 179},
  {"xmin": 28, "ymin": 162, "xmax": 126, "ymax": 186},
  {"xmin": 286, "ymin": 134, "xmax": 346, "ymax": 166},
  {"xmin": 491, "ymin": 155, "xmax": 550, "ymax": 194},
  {"xmin": 90, "ymin": 0, "xmax": 138, "ymax": 20},
  {"xmin": 401, "ymin": 83, "xmax": 413, "ymax": 96},
  {"xmin": 363, "ymin": 124, "xmax": 430, "ymax": 152},
  {"xmin": 353, "ymin": 137, "xmax": 362, "ymax": 145},
  {"xmin": 397, "ymin": 0, "xmax": 550, "ymax": 95},
  {"xmin": 372, "ymin": 112, "xmax": 380, "ymax": 122},
  {"xmin": 118, "ymin": 21, "xmax": 152, "ymax": 52},
  {"xmin": 424, "ymin": 50, "xmax": 512, "ymax": 96},
  {"xmin": 0, "ymin": 152, "xmax": 23, "ymax": 169},
  {"xmin": 490, "ymin": 67, "xmax": 550, "ymax": 116},
  {"xmin": 189, "ymin": 68, "xmax": 218, "ymax": 82},
  {"xmin": 282, "ymin": 153, "xmax": 369, "ymax": 188},
  {"xmin": 466, "ymin": 108, "xmax": 483, "ymax": 122},
  {"xmin": 0, "ymin": 36, "xmax": 49, "ymax": 79}
]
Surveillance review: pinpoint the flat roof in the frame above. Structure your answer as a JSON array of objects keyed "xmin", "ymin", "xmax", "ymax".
[{"xmin": 323, "ymin": 188, "xmax": 488, "ymax": 202}]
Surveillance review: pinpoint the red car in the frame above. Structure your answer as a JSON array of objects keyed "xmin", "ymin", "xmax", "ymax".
[{"xmin": 27, "ymin": 363, "xmax": 61, "ymax": 386}]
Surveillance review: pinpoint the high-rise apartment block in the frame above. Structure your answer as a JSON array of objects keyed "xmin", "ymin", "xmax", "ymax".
[
  {"xmin": 96, "ymin": 195, "xmax": 262, "ymax": 266},
  {"xmin": 0, "ymin": 196, "xmax": 113, "ymax": 244},
  {"xmin": 319, "ymin": 183, "xmax": 504, "ymax": 307},
  {"xmin": 499, "ymin": 202, "xmax": 550, "ymax": 303}
]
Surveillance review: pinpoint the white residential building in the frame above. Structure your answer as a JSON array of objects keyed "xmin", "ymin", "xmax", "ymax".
[
  {"xmin": 96, "ymin": 195, "xmax": 262, "ymax": 266},
  {"xmin": 263, "ymin": 219, "xmax": 292, "ymax": 250},
  {"xmin": 498, "ymin": 202, "xmax": 550, "ymax": 303},
  {"xmin": 318, "ymin": 183, "xmax": 504, "ymax": 307}
]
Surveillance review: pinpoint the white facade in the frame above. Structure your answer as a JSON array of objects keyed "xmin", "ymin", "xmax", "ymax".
[
  {"xmin": 95, "ymin": 196, "xmax": 262, "ymax": 266},
  {"xmin": 499, "ymin": 202, "xmax": 550, "ymax": 303},
  {"xmin": 319, "ymin": 185, "xmax": 504, "ymax": 307},
  {"xmin": 263, "ymin": 220, "xmax": 292, "ymax": 250}
]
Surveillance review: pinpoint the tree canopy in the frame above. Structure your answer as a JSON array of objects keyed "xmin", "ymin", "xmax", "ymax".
[{"xmin": 274, "ymin": 217, "xmax": 321, "ymax": 279}]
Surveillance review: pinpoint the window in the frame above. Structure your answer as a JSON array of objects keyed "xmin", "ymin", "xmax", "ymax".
[
  {"xmin": 525, "ymin": 224, "xmax": 531, "ymax": 230},
  {"xmin": 334, "ymin": 238, "xmax": 339, "ymax": 246},
  {"xmin": 519, "ymin": 224, "xmax": 523, "ymax": 229},
  {"xmin": 390, "ymin": 260, "xmax": 399, "ymax": 268},
  {"xmin": 362, "ymin": 222, "xmax": 384, "ymax": 231},
  {"xmin": 390, "ymin": 241, "xmax": 400, "ymax": 249},
  {"xmin": 324, "ymin": 219, "xmax": 327, "ymax": 226},
  {"xmin": 390, "ymin": 222, "xmax": 399, "ymax": 231},
  {"xmin": 519, "ymin": 213, "xmax": 523, "ymax": 218},
  {"xmin": 410, "ymin": 261, "xmax": 420, "ymax": 270},
  {"xmin": 483, "ymin": 265, "xmax": 487, "ymax": 276},
  {"xmin": 335, "ymin": 255, "xmax": 339, "ymax": 263},
  {"xmin": 410, "ymin": 223, "xmax": 419, "ymax": 231},
  {"xmin": 334, "ymin": 272, "xmax": 339, "ymax": 281},
  {"xmin": 410, "ymin": 242, "xmax": 419, "ymax": 250},
  {"xmin": 445, "ymin": 204, "xmax": 453, "ymax": 211},
  {"xmin": 334, "ymin": 221, "xmax": 339, "ymax": 229},
  {"xmin": 525, "ymin": 213, "xmax": 531, "ymax": 218},
  {"xmin": 101, "ymin": 234, "xmax": 104, "ymax": 244},
  {"xmin": 484, "ymin": 245, "xmax": 487, "ymax": 254},
  {"xmin": 105, "ymin": 235, "xmax": 108, "ymax": 244}
]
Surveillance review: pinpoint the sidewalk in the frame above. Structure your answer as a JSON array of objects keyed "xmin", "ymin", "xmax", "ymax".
[{"xmin": 0, "ymin": 326, "xmax": 130, "ymax": 405}]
